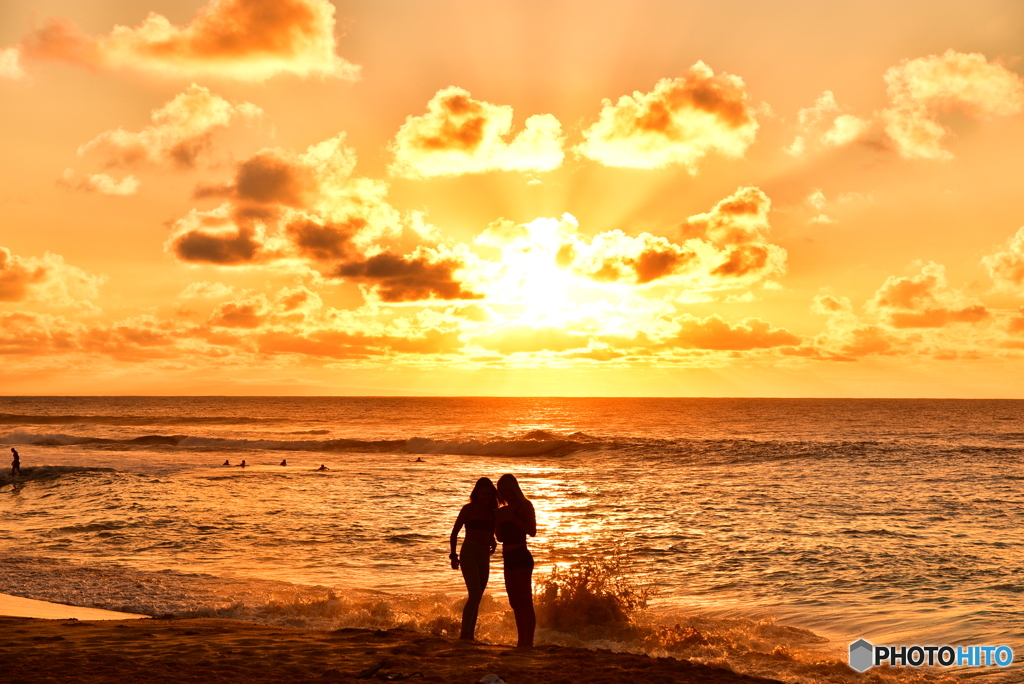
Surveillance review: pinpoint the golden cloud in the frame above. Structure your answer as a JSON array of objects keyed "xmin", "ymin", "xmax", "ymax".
[
  {"xmin": 475, "ymin": 187, "xmax": 784, "ymax": 304},
  {"xmin": 881, "ymin": 50, "xmax": 1024, "ymax": 160},
  {"xmin": 168, "ymin": 134, "xmax": 400, "ymax": 266},
  {"xmin": 10, "ymin": 0, "xmax": 357, "ymax": 82},
  {"xmin": 0, "ymin": 47, "xmax": 27, "ymax": 80},
  {"xmin": 785, "ymin": 91, "xmax": 869, "ymax": 156},
  {"xmin": 870, "ymin": 261, "xmax": 989, "ymax": 328},
  {"xmin": 58, "ymin": 169, "xmax": 140, "ymax": 196},
  {"xmin": 78, "ymin": 84, "xmax": 262, "ymax": 170},
  {"xmin": 982, "ymin": 227, "xmax": 1024, "ymax": 294},
  {"xmin": 576, "ymin": 61, "xmax": 758, "ymax": 171},
  {"xmin": 0, "ymin": 246, "xmax": 105, "ymax": 308},
  {"xmin": 668, "ymin": 314, "xmax": 801, "ymax": 350},
  {"xmin": 389, "ymin": 87, "xmax": 565, "ymax": 178}
]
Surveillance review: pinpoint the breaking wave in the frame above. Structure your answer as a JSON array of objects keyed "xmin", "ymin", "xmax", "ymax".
[
  {"xmin": 0, "ymin": 554, "xmax": 947, "ymax": 684},
  {"xmin": 0, "ymin": 430, "xmax": 591, "ymax": 457}
]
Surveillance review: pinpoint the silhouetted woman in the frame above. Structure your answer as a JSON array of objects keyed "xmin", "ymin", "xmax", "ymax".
[
  {"xmin": 495, "ymin": 473, "xmax": 536, "ymax": 649},
  {"xmin": 449, "ymin": 477, "xmax": 498, "ymax": 640}
]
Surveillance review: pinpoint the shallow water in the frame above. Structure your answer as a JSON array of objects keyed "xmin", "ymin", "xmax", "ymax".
[{"xmin": 1, "ymin": 397, "xmax": 1022, "ymax": 680}]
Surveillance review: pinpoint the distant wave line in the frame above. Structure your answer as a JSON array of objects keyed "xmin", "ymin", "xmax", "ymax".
[{"xmin": 0, "ymin": 413, "xmax": 284, "ymax": 426}]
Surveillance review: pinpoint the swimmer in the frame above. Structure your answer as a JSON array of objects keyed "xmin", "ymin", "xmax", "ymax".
[
  {"xmin": 411, "ymin": 457, "xmax": 425, "ymax": 463},
  {"xmin": 280, "ymin": 459, "xmax": 287, "ymax": 466},
  {"xmin": 239, "ymin": 460, "xmax": 247, "ymax": 468},
  {"xmin": 223, "ymin": 459, "xmax": 230, "ymax": 466},
  {"xmin": 316, "ymin": 464, "xmax": 330, "ymax": 471}
]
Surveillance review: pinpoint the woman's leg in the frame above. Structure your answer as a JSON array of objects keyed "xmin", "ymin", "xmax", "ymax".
[
  {"xmin": 459, "ymin": 543, "xmax": 488, "ymax": 640},
  {"xmin": 504, "ymin": 565, "xmax": 535, "ymax": 649}
]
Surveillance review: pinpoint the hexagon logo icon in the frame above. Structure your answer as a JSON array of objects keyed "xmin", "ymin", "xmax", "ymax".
[{"xmin": 849, "ymin": 639, "xmax": 874, "ymax": 672}]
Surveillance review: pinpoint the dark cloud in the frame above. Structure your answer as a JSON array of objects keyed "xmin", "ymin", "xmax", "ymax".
[
  {"xmin": 333, "ymin": 250, "xmax": 482, "ymax": 303},
  {"xmin": 286, "ymin": 217, "xmax": 363, "ymax": 261},
  {"xmin": 171, "ymin": 226, "xmax": 264, "ymax": 265}
]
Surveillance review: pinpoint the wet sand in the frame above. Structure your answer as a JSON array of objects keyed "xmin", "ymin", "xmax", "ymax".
[{"xmin": 1, "ymin": 615, "xmax": 784, "ymax": 684}]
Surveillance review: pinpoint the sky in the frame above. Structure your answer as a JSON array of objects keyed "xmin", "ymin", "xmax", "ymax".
[{"xmin": 2, "ymin": 0, "xmax": 1024, "ymax": 396}]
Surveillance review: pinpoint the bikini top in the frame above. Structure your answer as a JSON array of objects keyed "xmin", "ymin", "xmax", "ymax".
[
  {"xmin": 465, "ymin": 518, "xmax": 493, "ymax": 531},
  {"xmin": 499, "ymin": 520, "xmax": 527, "ymax": 545}
]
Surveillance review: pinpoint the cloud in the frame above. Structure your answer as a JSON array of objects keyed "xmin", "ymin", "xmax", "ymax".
[
  {"xmin": 982, "ymin": 227, "xmax": 1024, "ymax": 294},
  {"xmin": 475, "ymin": 188, "xmax": 785, "ymax": 303},
  {"xmin": 209, "ymin": 293, "xmax": 269, "ymax": 328},
  {"xmin": 821, "ymin": 114, "xmax": 869, "ymax": 147},
  {"xmin": 881, "ymin": 50, "xmax": 1024, "ymax": 160},
  {"xmin": 0, "ymin": 47, "xmax": 28, "ymax": 80},
  {"xmin": 178, "ymin": 281, "xmax": 235, "ymax": 299},
  {"xmin": 680, "ymin": 186, "xmax": 787, "ymax": 283},
  {"xmin": 389, "ymin": 87, "xmax": 565, "ymax": 178},
  {"xmin": 576, "ymin": 61, "xmax": 758, "ymax": 171},
  {"xmin": 58, "ymin": 169, "xmax": 140, "ymax": 196},
  {"xmin": 785, "ymin": 91, "xmax": 868, "ymax": 155},
  {"xmin": 0, "ymin": 312, "xmax": 82, "ymax": 355},
  {"xmin": 168, "ymin": 205, "xmax": 273, "ymax": 265},
  {"xmin": 168, "ymin": 134, "xmax": 400, "ymax": 266},
  {"xmin": 669, "ymin": 314, "xmax": 801, "ymax": 350},
  {"xmin": 78, "ymin": 84, "xmax": 263, "ymax": 170},
  {"xmin": 870, "ymin": 261, "xmax": 989, "ymax": 328},
  {"xmin": 565, "ymin": 230, "xmax": 698, "ymax": 285},
  {"xmin": 332, "ymin": 246, "xmax": 484, "ymax": 303},
  {"xmin": 804, "ymin": 188, "xmax": 836, "ymax": 224},
  {"xmin": 11, "ymin": 0, "xmax": 357, "ymax": 82},
  {"xmin": 0, "ymin": 246, "xmax": 105, "ymax": 307}
]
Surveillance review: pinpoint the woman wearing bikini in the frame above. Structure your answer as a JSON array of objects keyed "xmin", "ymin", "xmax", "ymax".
[
  {"xmin": 449, "ymin": 477, "xmax": 498, "ymax": 640},
  {"xmin": 495, "ymin": 473, "xmax": 537, "ymax": 649}
]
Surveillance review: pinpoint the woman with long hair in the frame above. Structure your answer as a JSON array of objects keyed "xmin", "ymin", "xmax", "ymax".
[
  {"xmin": 449, "ymin": 477, "xmax": 498, "ymax": 640},
  {"xmin": 495, "ymin": 473, "xmax": 537, "ymax": 649}
]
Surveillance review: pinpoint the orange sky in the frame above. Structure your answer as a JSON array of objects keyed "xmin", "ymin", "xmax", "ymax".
[{"xmin": 2, "ymin": 0, "xmax": 1024, "ymax": 396}]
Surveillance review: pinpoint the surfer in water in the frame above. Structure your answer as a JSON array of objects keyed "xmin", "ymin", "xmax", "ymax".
[
  {"xmin": 316, "ymin": 464, "xmax": 330, "ymax": 471},
  {"xmin": 280, "ymin": 459, "xmax": 287, "ymax": 466},
  {"xmin": 10, "ymin": 448, "xmax": 21, "ymax": 476},
  {"xmin": 449, "ymin": 477, "xmax": 498, "ymax": 640},
  {"xmin": 222, "ymin": 459, "xmax": 230, "ymax": 466},
  {"xmin": 239, "ymin": 460, "xmax": 247, "ymax": 468}
]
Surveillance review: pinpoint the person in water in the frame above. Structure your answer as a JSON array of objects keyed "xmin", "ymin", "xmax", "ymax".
[
  {"xmin": 10, "ymin": 448, "xmax": 21, "ymax": 476},
  {"xmin": 449, "ymin": 477, "xmax": 498, "ymax": 641},
  {"xmin": 496, "ymin": 473, "xmax": 537, "ymax": 649},
  {"xmin": 223, "ymin": 460, "xmax": 230, "ymax": 466},
  {"xmin": 316, "ymin": 464, "xmax": 330, "ymax": 471},
  {"xmin": 280, "ymin": 459, "xmax": 287, "ymax": 466},
  {"xmin": 238, "ymin": 460, "xmax": 247, "ymax": 468}
]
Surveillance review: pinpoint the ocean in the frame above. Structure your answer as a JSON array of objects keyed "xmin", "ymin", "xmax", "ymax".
[{"xmin": 1, "ymin": 397, "xmax": 1021, "ymax": 683}]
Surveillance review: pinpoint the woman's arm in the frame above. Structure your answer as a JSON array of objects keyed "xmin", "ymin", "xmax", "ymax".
[{"xmin": 449, "ymin": 506, "xmax": 467, "ymax": 567}]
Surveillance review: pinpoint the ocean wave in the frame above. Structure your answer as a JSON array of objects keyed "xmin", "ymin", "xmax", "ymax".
[
  {"xmin": 0, "ymin": 412, "xmax": 282, "ymax": 426},
  {"xmin": 1, "ymin": 430, "xmax": 591, "ymax": 457},
  {"xmin": 0, "ymin": 465, "xmax": 116, "ymax": 487},
  {"xmin": 405, "ymin": 437, "xmax": 585, "ymax": 456},
  {"xmin": 0, "ymin": 554, "xmax": 927, "ymax": 684}
]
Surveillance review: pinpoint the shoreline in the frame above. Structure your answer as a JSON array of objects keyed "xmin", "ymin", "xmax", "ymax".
[
  {"xmin": 0, "ymin": 615, "xmax": 784, "ymax": 684},
  {"xmin": 0, "ymin": 592, "xmax": 147, "ymax": 621}
]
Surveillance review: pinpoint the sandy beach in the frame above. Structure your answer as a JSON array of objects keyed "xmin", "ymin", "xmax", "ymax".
[{"xmin": 0, "ymin": 614, "xmax": 785, "ymax": 684}]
